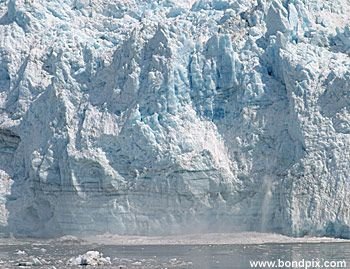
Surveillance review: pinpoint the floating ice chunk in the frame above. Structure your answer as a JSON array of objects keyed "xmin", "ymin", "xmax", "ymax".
[
  {"xmin": 17, "ymin": 256, "xmax": 48, "ymax": 267},
  {"xmin": 17, "ymin": 261, "xmax": 33, "ymax": 266},
  {"xmin": 67, "ymin": 251, "xmax": 111, "ymax": 266},
  {"xmin": 15, "ymin": 250, "xmax": 27, "ymax": 255}
]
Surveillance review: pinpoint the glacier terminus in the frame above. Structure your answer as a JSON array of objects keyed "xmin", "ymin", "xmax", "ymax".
[{"xmin": 0, "ymin": 0, "xmax": 350, "ymax": 238}]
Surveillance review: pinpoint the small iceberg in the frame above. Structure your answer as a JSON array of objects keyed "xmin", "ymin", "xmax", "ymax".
[{"xmin": 67, "ymin": 251, "xmax": 111, "ymax": 266}]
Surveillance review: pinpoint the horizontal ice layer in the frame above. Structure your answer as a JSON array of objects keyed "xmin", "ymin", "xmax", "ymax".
[{"xmin": 0, "ymin": 0, "xmax": 349, "ymax": 237}]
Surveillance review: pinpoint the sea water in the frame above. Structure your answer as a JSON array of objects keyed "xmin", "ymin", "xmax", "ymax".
[{"xmin": 0, "ymin": 239, "xmax": 349, "ymax": 268}]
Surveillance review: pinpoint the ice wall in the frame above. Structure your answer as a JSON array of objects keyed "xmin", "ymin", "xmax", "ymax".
[{"xmin": 0, "ymin": 0, "xmax": 349, "ymax": 237}]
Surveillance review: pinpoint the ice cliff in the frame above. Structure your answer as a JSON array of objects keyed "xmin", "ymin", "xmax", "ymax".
[{"xmin": 0, "ymin": 0, "xmax": 349, "ymax": 238}]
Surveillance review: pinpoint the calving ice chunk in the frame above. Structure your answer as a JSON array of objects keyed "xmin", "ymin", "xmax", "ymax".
[{"xmin": 0, "ymin": 0, "xmax": 349, "ymax": 238}]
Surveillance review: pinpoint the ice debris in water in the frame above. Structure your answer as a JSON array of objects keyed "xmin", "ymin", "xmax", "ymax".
[
  {"xmin": 15, "ymin": 250, "xmax": 27, "ymax": 255},
  {"xmin": 17, "ymin": 256, "xmax": 49, "ymax": 266},
  {"xmin": 67, "ymin": 251, "xmax": 111, "ymax": 266}
]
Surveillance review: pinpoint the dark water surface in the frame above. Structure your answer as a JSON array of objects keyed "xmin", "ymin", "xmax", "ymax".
[{"xmin": 0, "ymin": 240, "xmax": 349, "ymax": 268}]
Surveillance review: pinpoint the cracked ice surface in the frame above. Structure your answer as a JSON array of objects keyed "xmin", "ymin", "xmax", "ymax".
[{"xmin": 0, "ymin": 0, "xmax": 349, "ymax": 238}]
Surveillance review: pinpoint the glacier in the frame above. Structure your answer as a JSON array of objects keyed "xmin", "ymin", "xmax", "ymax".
[{"xmin": 0, "ymin": 0, "xmax": 349, "ymax": 238}]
